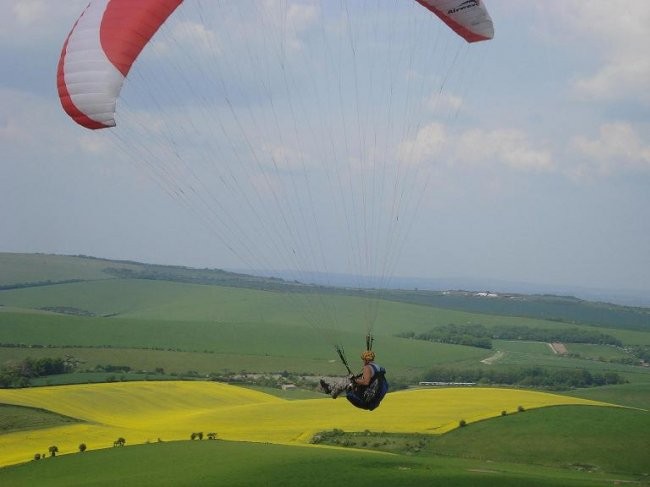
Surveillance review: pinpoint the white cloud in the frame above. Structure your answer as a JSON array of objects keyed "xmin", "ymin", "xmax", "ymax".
[
  {"xmin": 571, "ymin": 122, "xmax": 650, "ymax": 175},
  {"xmin": 398, "ymin": 122, "xmax": 448, "ymax": 165},
  {"xmin": 170, "ymin": 21, "xmax": 220, "ymax": 55},
  {"xmin": 426, "ymin": 92, "xmax": 463, "ymax": 114},
  {"xmin": 12, "ymin": 0, "xmax": 47, "ymax": 24},
  {"xmin": 456, "ymin": 128, "xmax": 554, "ymax": 172},
  {"xmin": 0, "ymin": 1, "xmax": 87, "ymax": 45},
  {"xmin": 0, "ymin": 87, "xmax": 119, "ymax": 163},
  {"xmin": 270, "ymin": 0, "xmax": 319, "ymax": 53},
  {"xmin": 537, "ymin": 0, "xmax": 650, "ymax": 104},
  {"xmin": 400, "ymin": 122, "xmax": 553, "ymax": 173},
  {"xmin": 262, "ymin": 143, "xmax": 310, "ymax": 172},
  {"xmin": 573, "ymin": 58, "xmax": 650, "ymax": 103},
  {"xmin": 285, "ymin": 1, "xmax": 319, "ymax": 31}
]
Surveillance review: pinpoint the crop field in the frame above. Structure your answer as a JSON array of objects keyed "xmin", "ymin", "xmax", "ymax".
[{"xmin": 0, "ymin": 381, "xmax": 613, "ymax": 469}]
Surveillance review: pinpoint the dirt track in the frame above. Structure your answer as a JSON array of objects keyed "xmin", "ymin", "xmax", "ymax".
[{"xmin": 549, "ymin": 342, "xmax": 568, "ymax": 354}]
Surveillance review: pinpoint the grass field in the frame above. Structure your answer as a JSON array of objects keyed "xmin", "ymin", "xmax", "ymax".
[
  {"xmin": 565, "ymin": 382, "xmax": 650, "ymax": 409},
  {"xmin": 2, "ymin": 279, "xmax": 649, "ymax": 384},
  {"xmin": 2, "ymin": 439, "xmax": 638, "ymax": 487},
  {"xmin": 0, "ymin": 404, "xmax": 81, "ymax": 434},
  {"xmin": 423, "ymin": 405, "xmax": 650, "ymax": 474},
  {"xmin": 314, "ymin": 405, "xmax": 650, "ymax": 475},
  {"xmin": 564, "ymin": 343, "xmax": 632, "ymax": 360}
]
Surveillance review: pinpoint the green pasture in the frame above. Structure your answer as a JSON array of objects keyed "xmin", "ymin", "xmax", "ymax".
[
  {"xmin": 564, "ymin": 343, "xmax": 633, "ymax": 360},
  {"xmin": 0, "ymin": 439, "xmax": 641, "ymax": 487},
  {"xmin": 487, "ymin": 344, "xmax": 650, "ymax": 382},
  {"xmin": 0, "ymin": 405, "xmax": 81, "ymax": 434},
  {"xmin": 0, "ymin": 341, "xmax": 487, "ymax": 381},
  {"xmin": 3, "ymin": 278, "xmax": 647, "ymax": 347},
  {"xmin": 493, "ymin": 340, "xmax": 555, "ymax": 355},
  {"xmin": 0, "ymin": 253, "xmax": 127, "ymax": 286},
  {"xmin": 423, "ymin": 405, "xmax": 650, "ymax": 476},
  {"xmin": 317, "ymin": 405, "xmax": 650, "ymax": 474},
  {"xmin": 1, "ymin": 254, "xmax": 648, "ymax": 386},
  {"xmin": 566, "ymin": 382, "xmax": 650, "ymax": 410},
  {"xmin": 314, "ymin": 405, "xmax": 650, "ymax": 476}
]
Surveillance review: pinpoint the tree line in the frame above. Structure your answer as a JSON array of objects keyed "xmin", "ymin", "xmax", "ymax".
[
  {"xmin": 0, "ymin": 357, "xmax": 72, "ymax": 388},
  {"xmin": 397, "ymin": 323, "xmax": 622, "ymax": 349},
  {"xmin": 421, "ymin": 365, "xmax": 626, "ymax": 390}
]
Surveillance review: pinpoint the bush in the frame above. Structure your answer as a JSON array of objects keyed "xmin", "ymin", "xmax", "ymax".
[{"xmin": 459, "ymin": 419, "xmax": 467, "ymax": 427}]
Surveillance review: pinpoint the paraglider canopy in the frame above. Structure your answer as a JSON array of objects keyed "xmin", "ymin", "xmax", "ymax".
[
  {"xmin": 57, "ymin": 0, "xmax": 183, "ymax": 129},
  {"xmin": 416, "ymin": 0, "xmax": 494, "ymax": 43},
  {"xmin": 57, "ymin": 0, "xmax": 493, "ymax": 130}
]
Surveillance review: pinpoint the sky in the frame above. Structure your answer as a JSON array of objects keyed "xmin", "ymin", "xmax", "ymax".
[{"xmin": 1, "ymin": 0, "xmax": 649, "ymax": 301}]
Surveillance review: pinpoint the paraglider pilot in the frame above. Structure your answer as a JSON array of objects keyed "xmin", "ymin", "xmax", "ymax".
[{"xmin": 320, "ymin": 350, "xmax": 388, "ymax": 411}]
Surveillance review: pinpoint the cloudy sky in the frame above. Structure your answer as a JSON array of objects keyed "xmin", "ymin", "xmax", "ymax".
[{"xmin": 1, "ymin": 0, "xmax": 649, "ymax": 300}]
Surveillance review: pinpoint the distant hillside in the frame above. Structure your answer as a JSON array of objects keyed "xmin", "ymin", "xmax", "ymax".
[
  {"xmin": 1, "ymin": 252, "xmax": 648, "ymax": 332},
  {"xmin": 372, "ymin": 289, "xmax": 650, "ymax": 332},
  {"xmin": 0, "ymin": 253, "xmax": 291, "ymax": 292}
]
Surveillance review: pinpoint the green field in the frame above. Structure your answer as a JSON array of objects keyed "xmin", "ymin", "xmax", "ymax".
[
  {"xmin": 1, "ymin": 253, "xmax": 649, "ymax": 485},
  {"xmin": 564, "ymin": 343, "xmax": 632, "ymax": 360},
  {"xmin": 0, "ymin": 405, "xmax": 81, "ymax": 434},
  {"xmin": 314, "ymin": 405, "xmax": 650, "ymax": 475},
  {"xmin": 2, "ymin": 439, "xmax": 640, "ymax": 487}
]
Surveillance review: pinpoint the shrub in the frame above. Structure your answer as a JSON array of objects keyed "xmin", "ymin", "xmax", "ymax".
[
  {"xmin": 517, "ymin": 405, "xmax": 525, "ymax": 412},
  {"xmin": 459, "ymin": 419, "xmax": 467, "ymax": 427}
]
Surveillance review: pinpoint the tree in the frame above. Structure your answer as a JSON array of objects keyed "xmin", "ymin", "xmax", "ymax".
[
  {"xmin": 113, "ymin": 437, "xmax": 126, "ymax": 447},
  {"xmin": 79, "ymin": 443, "xmax": 87, "ymax": 453},
  {"xmin": 48, "ymin": 445, "xmax": 58, "ymax": 457}
]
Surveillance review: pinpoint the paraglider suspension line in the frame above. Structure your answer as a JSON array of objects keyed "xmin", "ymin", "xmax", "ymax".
[{"xmin": 335, "ymin": 344, "xmax": 353, "ymax": 376}]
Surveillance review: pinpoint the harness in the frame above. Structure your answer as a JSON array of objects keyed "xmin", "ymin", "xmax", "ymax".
[{"xmin": 346, "ymin": 362, "xmax": 389, "ymax": 411}]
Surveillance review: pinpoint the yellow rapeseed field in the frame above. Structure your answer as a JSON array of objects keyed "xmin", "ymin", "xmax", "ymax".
[{"xmin": 0, "ymin": 381, "xmax": 611, "ymax": 468}]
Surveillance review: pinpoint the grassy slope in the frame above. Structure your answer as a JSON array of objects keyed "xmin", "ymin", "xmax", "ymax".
[
  {"xmin": 564, "ymin": 382, "xmax": 650, "ymax": 410},
  {"xmin": 0, "ymin": 311, "xmax": 488, "ymax": 379},
  {"xmin": 423, "ymin": 405, "xmax": 650, "ymax": 475},
  {"xmin": 2, "ymin": 277, "xmax": 648, "ymax": 381},
  {"xmin": 0, "ymin": 405, "xmax": 81, "ymax": 433},
  {"xmin": 4, "ymin": 279, "xmax": 647, "ymax": 340},
  {"xmin": 0, "ymin": 440, "xmax": 630, "ymax": 487},
  {"xmin": 0, "ymin": 253, "xmax": 136, "ymax": 285},
  {"xmin": 9, "ymin": 439, "xmax": 647, "ymax": 487},
  {"xmin": 2, "ymin": 251, "xmax": 648, "ymax": 331}
]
